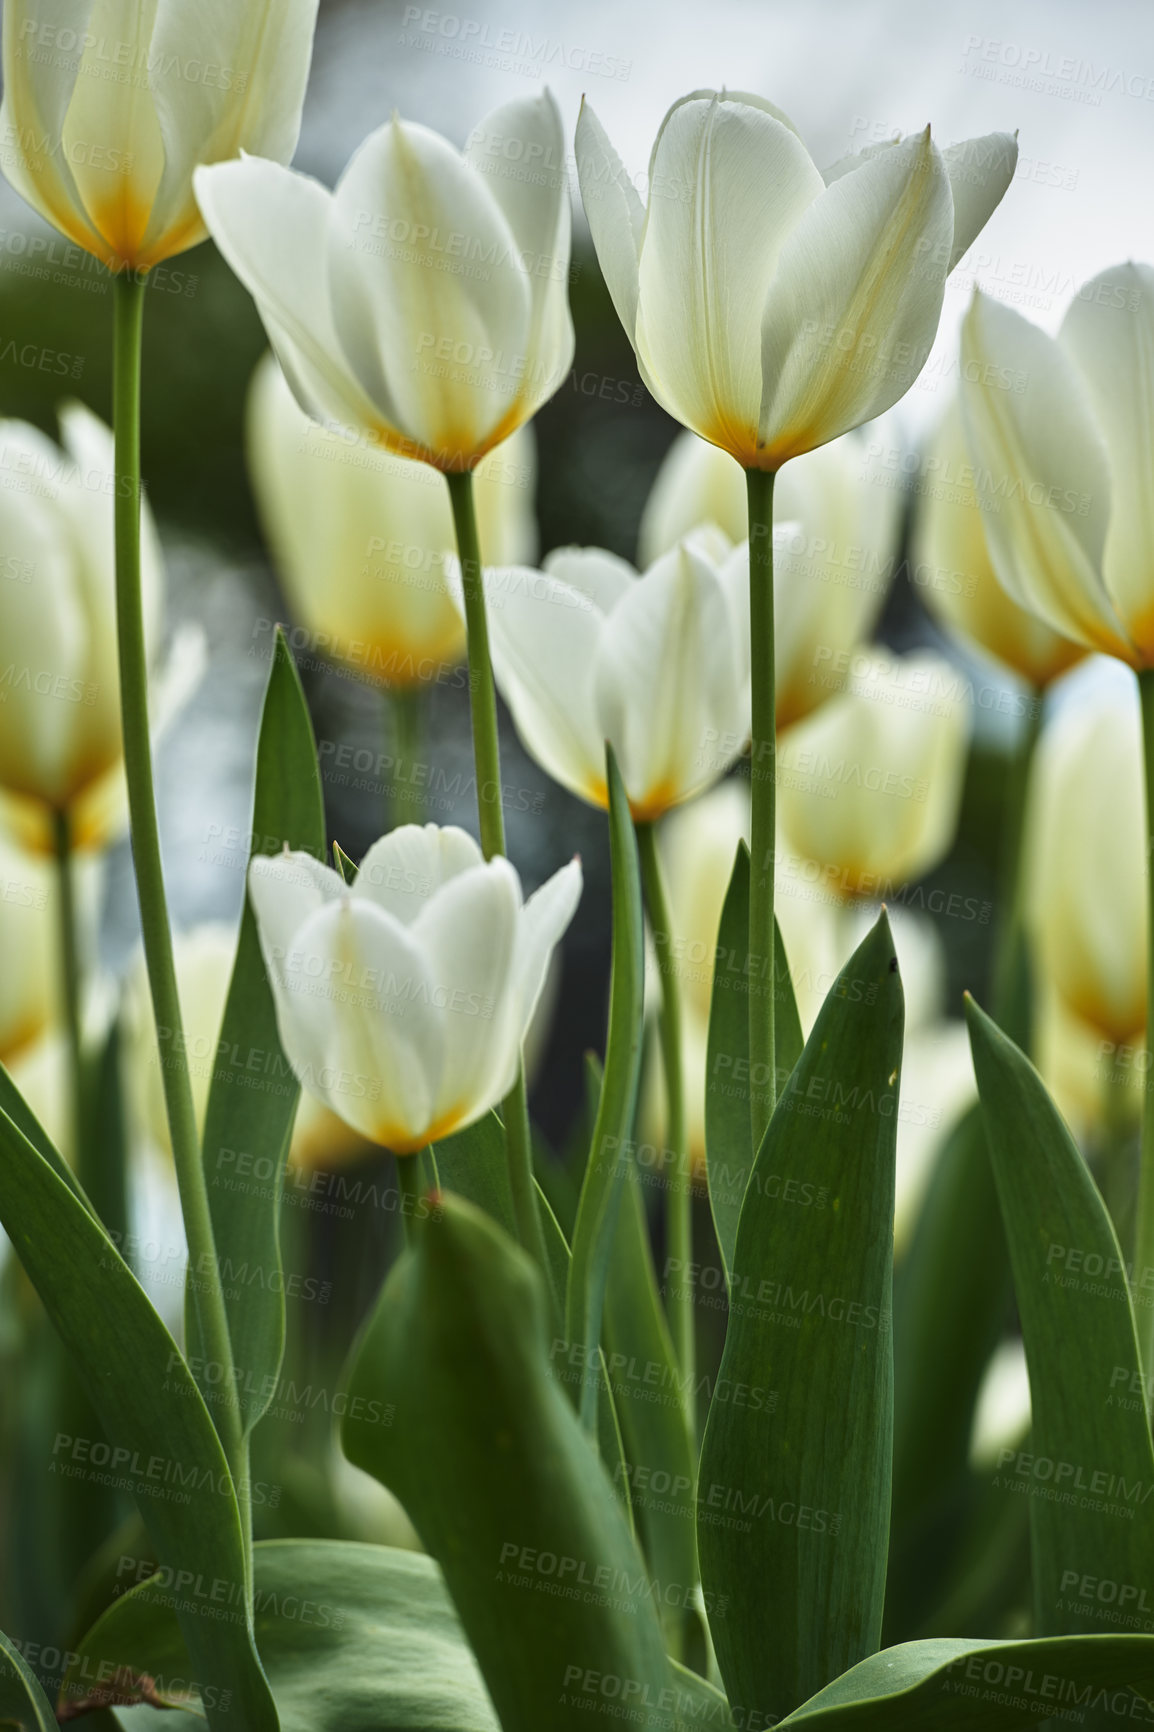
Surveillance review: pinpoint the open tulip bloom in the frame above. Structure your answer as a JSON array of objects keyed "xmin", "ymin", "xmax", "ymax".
[{"xmin": 249, "ymin": 825, "xmax": 581, "ymax": 1154}]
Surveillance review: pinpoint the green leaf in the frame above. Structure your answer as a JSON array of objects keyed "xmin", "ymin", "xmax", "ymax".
[
  {"xmin": 698, "ymin": 911, "xmax": 904, "ymax": 1727},
  {"xmin": 342, "ymin": 1192, "xmax": 676, "ymax": 1732},
  {"xmin": 193, "ymin": 625, "xmax": 326, "ymax": 1435},
  {"xmin": 705, "ymin": 842, "xmax": 803, "ymax": 1281},
  {"xmin": 566, "ymin": 744, "xmax": 645, "ymax": 1428},
  {"xmin": 433, "ymin": 1110, "xmax": 518, "ymax": 1243},
  {"xmin": 604, "ymin": 1152, "xmax": 698, "ymax": 1654},
  {"xmin": 966, "ymin": 995, "xmax": 1154, "ymax": 1636},
  {"xmin": 332, "ymin": 840, "xmax": 358, "ymax": 884},
  {"xmin": 779, "ymin": 1634, "xmax": 1154, "ymax": 1728},
  {"xmin": 0, "ymin": 1107, "xmax": 277, "ymax": 1732},
  {"xmin": 63, "ymin": 1540, "xmax": 498, "ymax": 1730},
  {"xmin": 0, "ymin": 1628, "xmax": 58, "ymax": 1730},
  {"xmin": 0, "ymin": 1060, "xmax": 91, "ymax": 1214}
]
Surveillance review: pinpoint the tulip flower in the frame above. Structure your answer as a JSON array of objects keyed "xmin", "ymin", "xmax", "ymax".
[
  {"xmin": 969, "ymin": 1339, "xmax": 1030, "ymax": 1471},
  {"xmin": 475, "ymin": 531, "xmax": 753, "ymax": 821},
  {"xmin": 576, "ymin": 93, "xmax": 1016, "ymax": 471},
  {"xmin": 0, "ymin": 824, "xmax": 60, "ymax": 1064},
  {"xmin": 246, "ymin": 352, "xmax": 538, "ymax": 690},
  {"xmin": 1024, "ymin": 675, "xmax": 1146, "ymax": 1048},
  {"xmin": 248, "ymin": 824, "xmax": 581, "ymax": 1154},
  {"xmin": 912, "ymin": 401, "xmax": 1085, "ymax": 691},
  {"xmin": 195, "ymin": 90, "xmax": 574, "ymax": 473},
  {"xmin": 0, "ymin": 404, "xmax": 199, "ymax": 853},
  {"xmin": 776, "ymin": 647, "xmax": 970, "ymax": 897},
  {"xmin": 0, "ymin": 0, "xmax": 318, "ymax": 271},
  {"xmin": 638, "ymin": 427, "xmax": 902, "ymax": 727}
]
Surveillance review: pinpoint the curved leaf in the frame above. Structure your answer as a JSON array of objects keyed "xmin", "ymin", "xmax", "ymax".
[{"xmin": 0, "ymin": 1629, "xmax": 57, "ymax": 1731}]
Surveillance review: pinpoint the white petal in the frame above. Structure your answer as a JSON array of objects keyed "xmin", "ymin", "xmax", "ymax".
[
  {"xmin": 959, "ymin": 291, "xmax": 1131, "ymax": 661},
  {"xmin": 574, "ymin": 99, "xmax": 645, "ymax": 342},
  {"xmin": 637, "ymin": 431, "xmax": 747, "ymax": 566},
  {"xmin": 515, "ymin": 856, "xmax": 582, "ymax": 1032},
  {"xmin": 595, "ymin": 542, "xmax": 747, "ymax": 814},
  {"xmin": 327, "ymin": 118, "xmax": 532, "ymax": 463},
  {"xmin": 759, "ymin": 129, "xmax": 953, "ymax": 465},
  {"xmin": 248, "ymin": 849, "xmax": 344, "ymax": 997},
  {"xmin": 636, "ymin": 93, "xmax": 825, "ymax": 459},
  {"xmin": 1058, "ymin": 263, "xmax": 1154, "ymax": 658},
  {"xmin": 194, "ymin": 157, "xmax": 385, "ymax": 437},
  {"xmin": 541, "ymin": 545, "xmax": 635, "ymax": 615},
  {"xmin": 411, "ymin": 856, "xmax": 521, "ymax": 1125},
  {"xmin": 940, "ymin": 132, "xmax": 1018, "ymax": 271},
  {"xmin": 353, "ymin": 824, "xmax": 484, "ymax": 926},
  {"xmin": 485, "ymin": 565, "xmax": 608, "ymax": 804}
]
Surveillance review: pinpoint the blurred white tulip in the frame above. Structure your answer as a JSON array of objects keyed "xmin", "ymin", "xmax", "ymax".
[
  {"xmin": 577, "ymin": 91, "xmax": 1015, "ymax": 469},
  {"xmin": 639, "ymin": 428, "xmax": 903, "ymax": 728},
  {"xmin": 248, "ymin": 825, "xmax": 581, "ymax": 1153},
  {"xmin": 246, "ymin": 352, "xmax": 537, "ymax": 689},
  {"xmin": 477, "ymin": 531, "xmax": 752, "ymax": 819},
  {"xmin": 777, "ymin": 647, "xmax": 971, "ymax": 897},
  {"xmin": 197, "ymin": 91, "xmax": 573, "ymax": 471},
  {"xmin": 969, "ymin": 1337, "xmax": 1031, "ymax": 1471},
  {"xmin": 0, "ymin": 0, "xmax": 318, "ymax": 269},
  {"xmin": 959, "ymin": 267, "xmax": 1154, "ymax": 668}
]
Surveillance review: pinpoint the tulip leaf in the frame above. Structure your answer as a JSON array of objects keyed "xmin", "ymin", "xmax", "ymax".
[
  {"xmin": 705, "ymin": 841, "xmax": 803, "ymax": 1281},
  {"xmin": 965, "ymin": 995, "xmax": 1154, "ymax": 1635},
  {"xmin": 698, "ymin": 911, "xmax": 903, "ymax": 1727},
  {"xmin": 341, "ymin": 1193, "xmax": 676, "ymax": 1732},
  {"xmin": 603, "ymin": 1151, "xmax": 699, "ymax": 1655},
  {"xmin": 775, "ymin": 1633, "xmax": 1154, "ymax": 1727},
  {"xmin": 0, "ymin": 1107, "xmax": 277, "ymax": 1732},
  {"xmin": 0, "ymin": 1628, "xmax": 58, "ymax": 1731},
  {"xmin": 332, "ymin": 840, "xmax": 358, "ymax": 883},
  {"xmin": 434, "ymin": 1109, "xmax": 518, "ymax": 1242},
  {"xmin": 566, "ymin": 744, "xmax": 645, "ymax": 1428},
  {"xmin": 193, "ymin": 625, "xmax": 326, "ymax": 1435},
  {"xmin": 0, "ymin": 1060, "xmax": 91, "ymax": 1213},
  {"xmin": 63, "ymin": 1540, "xmax": 499, "ymax": 1730}
]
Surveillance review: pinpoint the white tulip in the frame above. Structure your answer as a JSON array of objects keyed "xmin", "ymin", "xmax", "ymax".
[
  {"xmin": 777, "ymin": 647, "xmax": 971, "ymax": 896},
  {"xmin": 476, "ymin": 531, "xmax": 753, "ymax": 819},
  {"xmin": 1024, "ymin": 675, "xmax": 1147, "ymax": 1046},
  {"xmin": 959, "ymin": 266, "xmax": 1154, "ymax": 668},
  {"xmin": 0, "ymin": 827, "xmax": 58, "ymax": 1064},
  {"xmin": 246, "ymin": 353, "xmax": 537, "ymax": 688},
  {"xmin": 0, "ymin": 405, "xmax": 198, "ymax": 851},
  {"xmin": 248, "ymin": 824, "xmax": 581, "ymax": 1154},
  {"xmin": 913, "ymin": 400, "xmax": 1086, "ymax": 690},
  {"xmin": 0, "ymin": 0, "xmax": 318, "ymax": 270},
  {"xmin": 969, "ymin": 1338, "xmax": 1031, "ymax": 1471},
  {"xmin": 576, "ymin": 92, "xmax": 1016, "ymax": 469},
  {"xmin": 196, "ymin": 91, "xmax": 574, "ymax": 471},
  {"xmin": 638, "ymin": 428, "xmax": 903, "ymax": 726}
]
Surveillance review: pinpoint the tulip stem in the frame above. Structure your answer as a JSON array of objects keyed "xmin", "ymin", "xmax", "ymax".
[
  {"xmin": 636, "ymin": 820, "xmax": 695, "ymax": 1434},
  {"xmin": 444, "ymin": 468, "xmax": 505, "ymax": 860},
  {"xmin": 52, "ymin": 808, "xmax": 86, "ymax": 1189},
  {"xmin": 390, "ymin": 686, "xmax": 424, "ymax": 829},
  {"xmin": 396, "ymin": 1152, "xmax": 427, "ymax": 1245},
  {"xmin": 1134, "ymin": 668, "xmax": 1154, "ymax": 1388},
  {"xmin": 112, "ymin": 272, "xmax": 248, "ymax": 1542},
  {"xmin": 444, "ymin": 466, "xmax": 551, "ymax": 1287},
  {"xmin": 746, "ymin": 467, "xmax": 777, "ymax": 1152}
]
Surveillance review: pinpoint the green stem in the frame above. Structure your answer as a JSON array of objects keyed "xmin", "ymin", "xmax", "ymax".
[
  {"xmin": 443, "ymin": 466, "xmax": 550, "ymax": 1285},
  {"xmin": 746, "ymin": 467, "xmax": 777, "ymax": 1152},
  {"xmin": 444, "ymin": 468, "xmax": 505, "ymax": 861},
  {"xmin": 390, "ymin": 685, "xmax": 424, "ymax": 829},
  {"xmin": 112, "ymin": 273, "xmax": 248, "ymax": 1551},
  {"xmin": 635, "ymin": 820, "xmax": 695, "ymax": 1436},
  {"xmin": 51, "ymin": 807, "xmax": 86, "ymax": 1187},
  {"xmin": 396, "ymin": 1152, "xmax": 427, "ymax": 1246},
  {"xmin": 990, "ymin": 692, "xmax": 1043, "ymax": 1045},
  {"xmin": 1133, "ymin": 668, "xmax": 1154, "ymax": 1385}
]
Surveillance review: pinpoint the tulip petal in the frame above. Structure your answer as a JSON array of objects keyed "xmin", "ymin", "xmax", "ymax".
[
  {"xmin": 759, "ymin": 129, "xmax": 953, "ymax": 465},
  {"xmin": 194, "ymin": 157, "xmax": 387, "ymax": 438},
  {"xmin": 484, "ymin": 566, "xmax": 607, "ymax": 804},
  {"xmin": 574, "ymin": 100, "xmax": 645, "ymax": 343},
  {"xmin": 327, "ymin": 118, "xmax": 532, "ymax": 464},
  {"xmin": 354, "ymin": 824, "xmax": 483, "ymax": 927},
  {"xmin": 940, "ymin": 132, "xmax": 1017, "ymax": 271},
  {"xmin": 464, "ymin": 90, "xmax": 574, "ymax": 405},
  {"xmin": 248, "ymin": 849, "xmax": 344, "ymax": 997},
  {"xmin": 636, "ymin": 94, "xmax": 825, "ymax": 460},
  {"xmin": 541, "ymin": 545, "xmax": 635, "ymax": 616},
  {"xmin": 515, "ymin": 857, "xmax": 582, "ymax": 1032},
  {"xmin": 411, "ymin": 857, "xmax": 521, "ymax": 1125},
  {"xmin": 959, "ymin": 291, "xmax": 1132, "ymax": 662},
  {"xmin": 279, "ymin": 898, "xmax": 443, "ymax": 1149},
  {"xmin": 1058, "ymin": 262, "xmax": 1154, "ymax": 659},
  {"xmin": 594, "ymin": 543, "xmax": 747, "ymax": 815}
]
